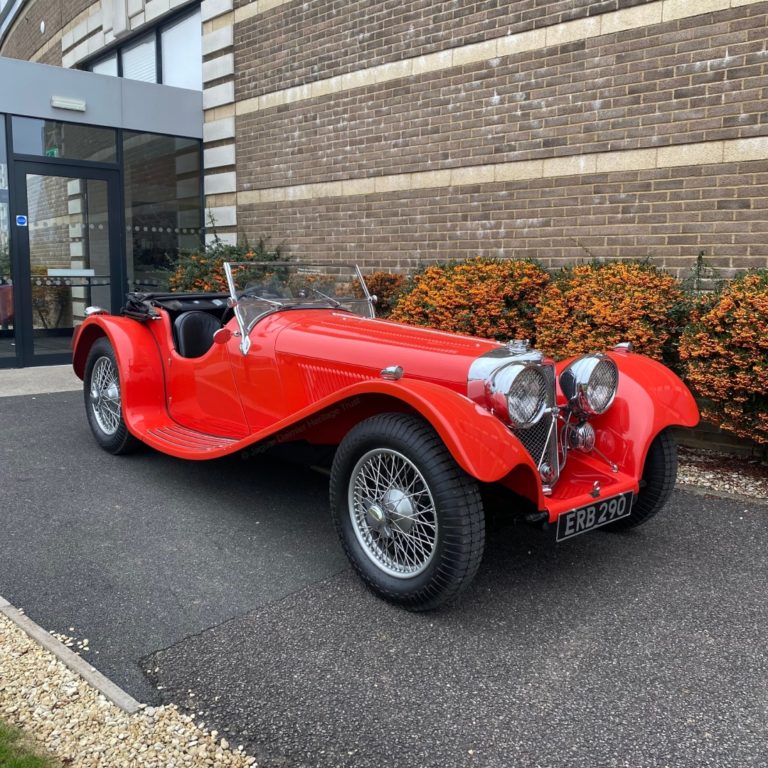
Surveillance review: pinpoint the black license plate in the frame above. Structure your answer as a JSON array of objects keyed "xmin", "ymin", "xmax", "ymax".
[{"xmin": 556, "ymin": 491, "xmax": 634, "ymax": 541}]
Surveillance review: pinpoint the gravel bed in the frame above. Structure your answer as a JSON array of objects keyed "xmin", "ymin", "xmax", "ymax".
[
  {"xmin": 0, "ymin": 614, "xmax": 257, "ymax": 768},
  {"xmin": 678, "ymin": 446, "xmax": 768, "ymax": 502}
]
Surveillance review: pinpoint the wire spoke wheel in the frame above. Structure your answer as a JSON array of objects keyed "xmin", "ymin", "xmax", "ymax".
[
  {"xmin": 89, "ymin": 356, "xmax": 122, "ymax": 436},
  {"xmin": 331, "ymin": 413, "xmax": 485, "ymax": 610},
  {"xmin": 349, "ymin": 448, "xmax": 438, "ymax": 578},
  {"xmin": 83, "ymin": 338, "xmax": 139, "ymax": 455}
]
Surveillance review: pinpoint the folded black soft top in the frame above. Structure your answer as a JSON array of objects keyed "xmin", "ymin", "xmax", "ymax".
[{"xmin": 122, "ymin": 291, "xmax": 230, "ymax": 320}]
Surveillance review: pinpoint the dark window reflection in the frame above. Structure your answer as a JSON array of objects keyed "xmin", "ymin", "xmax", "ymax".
[
  {"xmin": 123, "ymin": 131, "xmax": 202, "ymax": 291},
  {"xmin": 11, "ymin": 117, "xmax": 117, "ymax": 163}
]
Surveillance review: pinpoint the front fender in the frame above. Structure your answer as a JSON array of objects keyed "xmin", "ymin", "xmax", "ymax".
[
  {"xmin": 72, "ymin": 315, "xmax": 165, "ymax": 418},
  {"xmin": 248, "ymin": 378, "xmax": 542, "ymax": 490},
  {"xmin": 574, "ymin": 350, "xmax": 699, "ymax": 476}
]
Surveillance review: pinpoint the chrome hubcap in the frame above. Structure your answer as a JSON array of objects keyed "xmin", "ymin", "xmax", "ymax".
[
  {"xmin": 349, "ymin": 448, "xmax": 438, "ymax": 578},
  {"xmin": 90, "ymin": 356, "xmax": 121, "ymax": 436},
  {"xmin": 366, "ymin": 503, "xmax": 386, "ymax": 529}
]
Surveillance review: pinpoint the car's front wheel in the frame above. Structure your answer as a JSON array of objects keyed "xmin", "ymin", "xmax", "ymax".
[
  {"xmin": 603, "ymin": 429, "xmax": 678, "ymax": 531},
  {"xmin": 330, "ymin": 413, "xmax": 485, "ymax": 610},
  {"xmin": 83, "ymin": 337, "xmax": 139, "ymax": 455}
]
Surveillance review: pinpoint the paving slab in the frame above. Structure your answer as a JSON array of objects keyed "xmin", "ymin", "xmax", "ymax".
[{"xmin": 0, "ymin": 364, "xmax": 80, "ymax": 397}]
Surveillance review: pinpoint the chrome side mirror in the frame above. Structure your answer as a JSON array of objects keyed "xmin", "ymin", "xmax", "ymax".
[{"xmin": 213, "ymin": 327, "xmax": 232, "ymax": 345}]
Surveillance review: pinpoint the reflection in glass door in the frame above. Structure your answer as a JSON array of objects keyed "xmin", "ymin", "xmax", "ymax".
[
  {"xmin": 0, "ymin": 209, "xmax": 12, "ymax": 357},
  {"xmin": 24, "ymin": 174, "xmax": 112, "ymax": 357}
]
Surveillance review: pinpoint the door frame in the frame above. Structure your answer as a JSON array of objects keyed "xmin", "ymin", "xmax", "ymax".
[{"xmin": 9, "ymin": 161, "xmax": 123, "ymax": 367}]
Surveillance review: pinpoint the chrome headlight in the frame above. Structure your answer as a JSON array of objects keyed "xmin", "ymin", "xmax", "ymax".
[
  {"xmin": 487, "ymin": 363, "xmax": 548, "ymax": 429},
  {"xmin": 560, "ymin": 354, "xmax": 618, "ymax": 417}
]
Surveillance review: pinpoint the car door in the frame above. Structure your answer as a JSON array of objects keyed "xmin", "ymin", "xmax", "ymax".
[
  {"xmin": 160, "ymin": 310, "xmax": 250, "ymax": 438},
  {"xmin": 224, "ymin": 311, "xmax": 290, "ymax": 432}
]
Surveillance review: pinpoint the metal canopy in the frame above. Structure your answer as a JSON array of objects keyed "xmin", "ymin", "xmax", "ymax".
[{"xmin": 0, "ymin": 56, "xmax": 202, "ymax": 139}]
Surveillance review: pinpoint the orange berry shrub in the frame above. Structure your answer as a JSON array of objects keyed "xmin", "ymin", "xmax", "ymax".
[
  {"xmin": 679, "ymin": 270, "xmax": 768, "ymax": 445},
  {"xmin": 535, "ymin": 262, "xmax": 687, "ymax": 362},
  {"xmin": 389, "ymin": 257, "xmax": 550, "ymax": 341},
  {"xmin": 357, "ymin": 271, "xmax": 409, "ymax": 317},
  {"xmin": 169, "ymin": 236, "xmax": 283, "ymax": 293}
]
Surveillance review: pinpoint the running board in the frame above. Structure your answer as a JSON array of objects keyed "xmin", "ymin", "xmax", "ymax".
[{"xmin": 140, "ymin": 421, "xmax": 241, "ymax": 458}]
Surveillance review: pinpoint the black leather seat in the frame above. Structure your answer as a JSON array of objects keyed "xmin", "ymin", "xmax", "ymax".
[{"xmin": 174, "ymin": 311, "xmax": 221, "ymax": 358}]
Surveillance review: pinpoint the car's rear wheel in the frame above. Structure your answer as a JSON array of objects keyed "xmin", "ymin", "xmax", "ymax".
[
  {"xmin": 330, "ymin": 413, "xmax": 485, "ymax": 610},
  {"xmin": 603, "ymin": 429, "xmax": 677, "ymax": 531},
  {"xmin": 83, "ymin": 337, "xmax": 139, "ymax": 455}
]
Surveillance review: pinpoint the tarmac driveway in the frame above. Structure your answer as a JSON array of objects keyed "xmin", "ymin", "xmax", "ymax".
[
  {"xmin": 0, "ymin": 389, "xmax": 347, "ymax": 701},
  {"xmin": 1, "ymin": 388, "xmax": 767, "ymax": 767}
]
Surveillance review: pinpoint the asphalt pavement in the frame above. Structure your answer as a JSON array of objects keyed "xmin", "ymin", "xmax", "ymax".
[
  {"xmin": 1, "ymin": 385, "xmax": 766, "ymax": 767},
  {"xmin": 0, "ymin": 389, "xmax": 346, "ymax": 702}
]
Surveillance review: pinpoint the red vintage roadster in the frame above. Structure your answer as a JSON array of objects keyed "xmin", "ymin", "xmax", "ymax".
[{"xmin": 72, "ymin": 262, "xmax": 698, "ymax": 610}]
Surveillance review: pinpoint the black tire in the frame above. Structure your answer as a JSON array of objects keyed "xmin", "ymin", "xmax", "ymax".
[
  {"xmin": 83, "ymin": 337, "xmax": 140, "ymax": 455},
  {"xmin": 603, "ymin": 429, "xmax": 677, "ymax": 531},
  {"xmin": 330, "ymin": 413, "xmax": 485, "ymax": 611}
]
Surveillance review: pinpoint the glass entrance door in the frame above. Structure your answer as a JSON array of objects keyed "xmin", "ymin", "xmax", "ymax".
[{"xmin": 11, "ymin": 163, "xmax": 121, "ymax": 366}]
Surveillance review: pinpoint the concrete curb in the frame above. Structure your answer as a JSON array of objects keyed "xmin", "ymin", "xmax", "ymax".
[{"xmin": 0, "ymin": 595, "xmax": 143, "ymax": 714}]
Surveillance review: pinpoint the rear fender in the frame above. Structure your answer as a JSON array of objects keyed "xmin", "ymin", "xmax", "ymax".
[
  {"xmin": 72, "ymin": 315, "xmax": 165, "ymax": 417},
  {"xmin": 577, "ymin": 350, "xmax": 699, "ymax": 476}
]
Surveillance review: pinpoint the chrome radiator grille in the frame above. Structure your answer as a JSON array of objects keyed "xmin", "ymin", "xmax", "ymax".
[{"xmin": 511, "ymin": 363, "xmax": 560, "ymax": 487}]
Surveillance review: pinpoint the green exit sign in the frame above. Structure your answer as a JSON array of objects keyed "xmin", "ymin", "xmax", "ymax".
[{"xmin": 45, "ymin": 147, "xmax": 60, "ymax": 157}]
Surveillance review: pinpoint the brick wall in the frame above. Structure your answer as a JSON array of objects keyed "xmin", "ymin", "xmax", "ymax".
[
  {"xmin": 0, "ymin": 0, "xmax": 91, "ymax": 62},
  {"xmin": 236, "ymin": 8, "xmax": 768, "ymax": 190},
  {"xmin": 3, "ymin": 0, "xmax": 768, "ymax": 277},
  {"xmin": 235, "ymin": 0, "xmax": 655, "ymax": 101},
  {"xmin": 0, "ymin": 0, "xmax": 60, "ymax": 60},
  {"xmin": 238, "ymin": 159, "xmax": 768, "ymax": 277},
  {"xmin": 38, "ymin": 43, "xmax": 63, "ymax": 65},
  {"xmin": 230, "ymin": 0, "xmax": 768, "ymax": 275}
]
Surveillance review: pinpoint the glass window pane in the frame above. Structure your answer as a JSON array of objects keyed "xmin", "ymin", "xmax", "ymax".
[
  {"xmin": 123, "ymin": 131, "xmax": 202, "ymax": 292},
  {"xmin": 11, "ymin": 117, "xmax": 117, "ymax": 163},
  {"xmin": 161, "ymin": 9, "xmax": 202, "ymax": 90},
  {"xmin": 0, "ymin": 114, "xmax": 13, "ymax": 359},
  {"xmin": 90, "ymin": 54, "xmax": 118, "ymax": 77},
  {"xmin": 25, "ymin": 175, "xmax": 112, "ymax": 357},
  {"xmin": 122, "ymin": 34, "xmax": 157, "ymax": 83}
]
